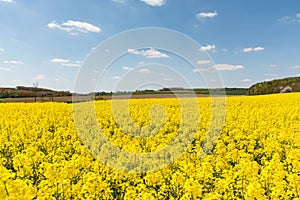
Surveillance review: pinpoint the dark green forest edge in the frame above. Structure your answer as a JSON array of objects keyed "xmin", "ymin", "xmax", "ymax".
[
  {"xmin": 248, "ymin": 76, "xmax": 300, "ymax": 95},
  {"xmin": 0, "ymin": 86, "xmax": 71, "ymax": 98}
]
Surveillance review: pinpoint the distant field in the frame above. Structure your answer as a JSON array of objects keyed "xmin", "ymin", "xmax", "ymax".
[
  {"xmin": 0, "ymin": 87, "xmax": 248, "ymax": 102},
  {"xmin": 1, "ymin": 93, "xmax": 240, "ymax": 102}
]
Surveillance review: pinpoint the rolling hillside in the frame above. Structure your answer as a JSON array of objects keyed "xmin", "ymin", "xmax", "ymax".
[{"xmin": 248, "ymin": 76, "xmax": 300, "ymax": 95}]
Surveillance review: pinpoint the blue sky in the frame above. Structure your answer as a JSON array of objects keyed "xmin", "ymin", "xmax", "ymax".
[{"xmin": 0, "ymin": 0, "xmax": 300, "ymax": 92}]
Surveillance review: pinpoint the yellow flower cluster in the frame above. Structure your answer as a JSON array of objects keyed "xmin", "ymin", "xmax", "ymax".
[{"xmin": 0, "ymin": 93, "xmax": 299, "ymax": 199}]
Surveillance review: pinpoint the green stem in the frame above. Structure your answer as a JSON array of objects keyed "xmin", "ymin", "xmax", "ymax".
[{"xmin": 4, "ymin": 181, "xmax": 9, "ymax": 197}]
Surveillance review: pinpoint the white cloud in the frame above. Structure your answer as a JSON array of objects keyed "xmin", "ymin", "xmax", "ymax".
[
  {"xmin": 138, "ymin": 68, "xmax": 151, "ymax": 74},
  {"xmin": 54, "ymin": 78, "xmax": 68, "ymax": 81},
  {"xmin": 279, "ymin": 14, "xmax": 300, "ymax": 23},
  {"xmin": 1, "ymin": 0, "xmax": 14, "ymax": 3},
  {"xmin": 163, "ymin": 78, "xmax": 173, "ymax": 81},
  {"xmin": 197, "ymin": 60, "xmax": 211, "ymax": 65},
  {"xmin": 0, "ymin": 48, "xmax": 4, "ymax": 52},
  {"xmin": 122, "ymin": 66, "xmax": 133, "ymax": 71},
  {"xmin": 264, "ymin": 73, "xmax": 277, "ymax": 77},
  {"xmin": 50, "ymin": 58, "xmax": 80, "ymax": 67},
  {"xmin": 196, "ymin": 11, "xmax": 218, "ymax": 20},
  {"xmin": 0, "ymin": 67, "xmax": 12, "ymax": 71},
  {"xmin": 241, "ymin": 78, "xmax": 252, "ymax": 82},
  {"xmin": 3, "ymin": 60, "xmax": 23, "ymax": 65},
  {"xmin": 290, "ymin": 65, "xmax": 300, "ymax": 69},
  {"xmin": 199, "ymin": 45, "xmax": 216, "ymax": 52},
  {"xmin": 221, "ymin": 48, "xmax": 228, "ymax": 53},
  {"xmin": 112, "ymin": 0, "xmax": 125, "ymax": 3},
  {"xmin": 48, "ymin": 20, "xmax": 101, "ymax": 35},
  {"xmin": 34, "ymin": 74, "xmax": 46, "ymax": 80},
  {"xmin": 128, "ymin": 48, "xmax": 169, "ymax": 58},
  {"xmin": 193, "ymin": 68, "xmax": 210, "ymax": 72},
  {"xmin": 269, "ymin": 64, "xmax": 277, "ymax": 67},
  {"xmin": 242, "ymin": 46, "xmax": 264, "ymax": 53},
  {"xmin": 140, "ymin": 0, "xmax": 165, "ymax": 6},
  {"xmin": 193, "ymin": 62, "xmax": 245, "ymax": 72},
  {"xmin": 215, "ymin": 64, "xmax": 245, "ymax": 71},
  {"xmin": 264, "ymin": 79, "xmax": 272, "ymax": 82},
  {"xmin": 297, "ymin": 73, "xmax": 300, "ymax": 77},
  {"xmin": 112, "ymin": 76, "xmax": 121, "ymax": 80},
  {"xmin": 61, "ymin": 63, "xmax": 80, "ymax": 67},
  {"xmin": 50, "ymin": 58, "xmax": 69, "ymax": 63},
  {"xmin": 278, "ymin": 16, "xmax": 294, "ymax": 23}
]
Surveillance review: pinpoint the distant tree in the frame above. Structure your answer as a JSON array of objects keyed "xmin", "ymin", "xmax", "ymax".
[{"xmin": 33, "ymin": 81, "xmax": 38, "ymax": 102}]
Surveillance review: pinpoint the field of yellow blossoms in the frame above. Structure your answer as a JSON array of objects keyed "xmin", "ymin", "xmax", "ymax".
[{"xmin": 0, "ymin": 93, "xmax": 300, "ymax": 199}]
